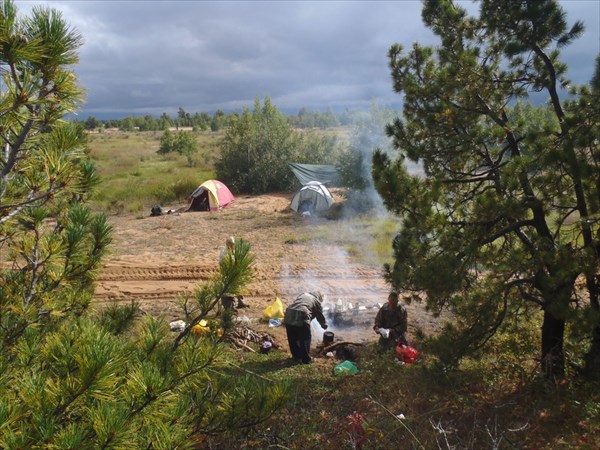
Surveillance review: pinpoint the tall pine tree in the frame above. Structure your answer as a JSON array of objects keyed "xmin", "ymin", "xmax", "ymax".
[{"xmin": 373, "ymin": 0, "xmax": 599, "ymax": 378}]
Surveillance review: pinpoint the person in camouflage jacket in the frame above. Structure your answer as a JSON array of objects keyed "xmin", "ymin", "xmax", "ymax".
[
  {"xmin": 373, "ymin": 291, "xmax": 408, "ymax": 352},
  {"xmin": 284, "ymin": 291, "xmax": 328, "ymax": 364}
]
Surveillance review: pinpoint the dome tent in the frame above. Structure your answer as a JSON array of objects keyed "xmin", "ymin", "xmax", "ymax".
[
  {"xmin": 187, "ymin": 180, "xmax": 235, "ymax": 211},
  {"xmin": 290, "ymin": 181, "xmax": 334, "ymax": 214}
]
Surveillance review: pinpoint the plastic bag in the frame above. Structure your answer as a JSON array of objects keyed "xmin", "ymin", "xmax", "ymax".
[
  {"xmin": 262, "ymin": 297, "xmax": 284, "ymax": 320},
  {"xmin": 396, "ymin": 343, "xmax": 419, "ymax": 364},
  {"xmin": 334, "ymin": 360, "xmax": 359, "ymax": 375},
  {"xmin": 169, "ymin": 320, "xmax": 186, "ymax": 332},
  {"xmin": 378, "ymin": 328, "xmax": 390, "ymax": 339},
  {"xmin": 191, "ymin": 320, "xmax": 210, "ymax": 339},
  {"xmin": 268, "ymin": 318, "xmax": 282, "ymax": 327}
]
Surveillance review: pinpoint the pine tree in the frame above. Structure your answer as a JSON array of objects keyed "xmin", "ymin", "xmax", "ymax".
[
  {"xmin": 0, "ymin": 2, "xmax": 288, "ymax": 446},
  {"xmin": 373, "ymin": 0, "xmax": 599, "ymax": 378}
]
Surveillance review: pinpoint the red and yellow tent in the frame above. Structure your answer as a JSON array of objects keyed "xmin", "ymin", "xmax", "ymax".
[{"xmin": 187, "ymin": 180, "xmax": 235, "ymax": 211}]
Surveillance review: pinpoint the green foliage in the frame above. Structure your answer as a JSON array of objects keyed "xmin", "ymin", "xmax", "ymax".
[
  {"xmin": 288, "ymin": 106, "xmax": 341, "ymax": 129},
  {"xmin": 0, "ymin": 2, "xmax": 288, "ymax": 445},
  {"xmin": 215, "ymin": 97, "xmax": 340, "ymax": 194},
  {"xmin": 373, "ymin": 0, "xmax": 600, "ymax": 377},
  {"xmin": 337, "ymin": 105, "xmax": 398, "ymax": 191},
  {"xmin": 0, "ymin": 0, "xmax": 107, "ymax": 345},
  {"xmin": 158, "ymin": 130, "xmax": 199, "ymax": 166},
  {"xmin": 84, "ymin": 116, "xmax": 101, "ymax": 130}
]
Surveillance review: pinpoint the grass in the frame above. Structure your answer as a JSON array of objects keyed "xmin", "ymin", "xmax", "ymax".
[
  {"xmin": 305, "ymin": 212, "xmax": 400, "ymax": 269},
  {"xmin": 87, "ymin": 130, "xmax": 222, "ymax": 214},
  {"xmin": 205, "ymin": 339, "xmax": 600, "ymax": 449}
]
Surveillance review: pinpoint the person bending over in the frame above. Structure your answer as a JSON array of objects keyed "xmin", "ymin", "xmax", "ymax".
[{"xmin": 284, "ymin": 291, "xmax": 328, "ymax": 364}]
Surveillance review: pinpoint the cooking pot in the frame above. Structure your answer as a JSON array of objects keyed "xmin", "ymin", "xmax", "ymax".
[{"xmin": 323, "ymin": 331, "xmax": 335, "ymax": 345}]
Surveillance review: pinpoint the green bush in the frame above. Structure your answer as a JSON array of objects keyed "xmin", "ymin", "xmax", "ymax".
[{"xmin": 215, "ymin": 97, "xmax": 340, "ymax": 194}]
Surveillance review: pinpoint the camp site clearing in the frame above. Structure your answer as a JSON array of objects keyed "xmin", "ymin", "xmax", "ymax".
[{"xmin": 94, "ymin": 191, "xmax": 440, "ymax": 350}]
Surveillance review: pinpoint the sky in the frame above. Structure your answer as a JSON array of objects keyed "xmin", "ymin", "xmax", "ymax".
[{"xmin": 15, "ymin": 0, "xmax": 600, "ymax": 119}]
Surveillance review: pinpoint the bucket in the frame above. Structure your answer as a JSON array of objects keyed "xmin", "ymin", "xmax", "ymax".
[{"xmin": 323, "ymin": 331, "xmax": 335, "ymax": 346}]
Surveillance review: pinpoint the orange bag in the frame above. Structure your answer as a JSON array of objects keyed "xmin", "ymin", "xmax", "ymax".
[{"xmin": 396, "ymin": 343, "xmax": 419, "ymax": 364}]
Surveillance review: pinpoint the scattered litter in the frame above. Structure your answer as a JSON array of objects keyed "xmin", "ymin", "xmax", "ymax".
[
  {"xmin": 396, "ymin": 413, "xmax": 406, "ymax": 420},
  {"xmin": 227, "ymin": 325, "xmax": 279, "ymax": 354},
  {"xmin": 150, "ymin": 205, "xmax": 162, "ymax": 217},
  {"xmin": 169, "ymin": 320, "xmax": 186, "ymax": 332},
  {"xmin": 262, "ymin": 297, "xmax": 284, "ymax": 321},
  {"xmin": 191, "ymin": 320, "xmax": 210, "ymax": 338},
  {"xmin": 235, "ymin": 315, "xmax": 252, "ymax": 324},
  {"xmin": 326, "ymin": 352, "xmax": 335, "ymax": 358},
  {"xmin": 268, "ymin": 318, "xmax": 282, "ymax": 327},
  {"xmin": 397, "ymin": 344, "xmax": 419, "ymax": 364},
  {"xmin": 334, "ymin": 360, "xmax": 359, "ymax": 375},
  {"xmin": 260, "ymin": 337, "xmax": 274, "ymax": 354}
]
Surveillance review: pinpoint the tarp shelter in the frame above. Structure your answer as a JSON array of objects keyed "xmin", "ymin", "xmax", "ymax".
[
  {"xmin": 188, "ymin": 180, "xmax": 235, "ymax": 211},
  {"xmin": 290, "ymin": 181, "xmax": 334, "ymax": 214},
  {"xmin": 288, "ymin": 163, "xmax": 339, "ymax": 186}
]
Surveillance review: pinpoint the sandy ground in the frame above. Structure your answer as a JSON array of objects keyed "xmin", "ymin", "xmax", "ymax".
[{"xmin": 94, "ymin": 192, "xmax": 439, "ymax": 351}]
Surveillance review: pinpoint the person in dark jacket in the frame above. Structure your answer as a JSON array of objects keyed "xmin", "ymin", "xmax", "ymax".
[
  {"xmin": 373, "ymin": 291, "xmax": 408, "ymax": 352},
  {"xmin": 284, "ymin": 291, "xmax": 328, "ymax": 364}
]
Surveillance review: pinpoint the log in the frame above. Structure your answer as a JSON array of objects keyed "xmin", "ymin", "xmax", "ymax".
[{"xmin": 230, "ymin": 337, "xmax": 258, "ymax": 353}]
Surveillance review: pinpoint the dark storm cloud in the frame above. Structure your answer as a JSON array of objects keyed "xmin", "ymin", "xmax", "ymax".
[{"xmin": 15, "ymin": 1, "xmax": 600, "ymax": 118}]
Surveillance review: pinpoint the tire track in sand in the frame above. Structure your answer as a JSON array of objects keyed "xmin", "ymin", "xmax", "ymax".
[{"xmin": 94, "ymin": 259, "xmax": 389, "ymax": 318}]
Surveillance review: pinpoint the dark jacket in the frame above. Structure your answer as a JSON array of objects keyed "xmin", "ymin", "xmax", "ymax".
[
  {"xmin": 284, "ymin": 292, "xmax": 327, "ymax": 328},
  {"xmin": 374, "ymin": 303, "xmax": 407, "ymax": 341}
]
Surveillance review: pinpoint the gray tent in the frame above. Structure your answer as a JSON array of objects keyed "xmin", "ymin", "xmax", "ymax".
[
  {"xmin": 288, "ymin": 163, "xmax": 339, "ymax": 186},
  {"xmin": 290, "ymin": 181, "xmax": 334, "ymax": 214}
]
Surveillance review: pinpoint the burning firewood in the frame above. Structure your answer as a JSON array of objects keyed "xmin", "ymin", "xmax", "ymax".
[{"xmin": 320, "ymin": 341, "xmax": 363, "ymax": 354}]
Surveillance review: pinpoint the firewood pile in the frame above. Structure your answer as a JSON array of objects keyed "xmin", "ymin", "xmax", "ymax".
[{"xmin": 225, "ymin": 325, "xmax": 279, "ymax": 353}]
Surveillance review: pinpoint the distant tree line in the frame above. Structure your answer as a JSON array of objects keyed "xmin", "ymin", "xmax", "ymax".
[{"xmin": 75, "ymin": 106, "xmax": 368, "ymax": 132}]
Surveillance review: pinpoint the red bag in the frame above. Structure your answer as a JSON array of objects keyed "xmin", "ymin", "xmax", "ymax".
[{"xmin": 396, "ymin": 343, "xmax": 419, "ymax": 364}]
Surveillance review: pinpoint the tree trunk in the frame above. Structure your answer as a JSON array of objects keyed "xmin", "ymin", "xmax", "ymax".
[
  {"xmin": 584, "ymin": 323, "xmax": 600, "ymax": 378},
  {"xmin": 541, "ymin": 309, "xmax": 565, "ymax": 378},
  {"xmin": 583, "ymin": 276, "xmax": 600, "ymax": 377}
]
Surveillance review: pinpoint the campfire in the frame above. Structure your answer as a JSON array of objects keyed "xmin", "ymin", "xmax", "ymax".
[
  {"xmin": 312, "ymin": 299, "xmax": 382, "ymax": 361},
  {"xmin": 323, "ymin": 299, "xmax": 381, "ymax": 327}
]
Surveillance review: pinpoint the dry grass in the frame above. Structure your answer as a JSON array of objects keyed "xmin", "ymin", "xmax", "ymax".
[{"xmin": 87, "ymin": 130, "xmax": 222, "ymax": 213}]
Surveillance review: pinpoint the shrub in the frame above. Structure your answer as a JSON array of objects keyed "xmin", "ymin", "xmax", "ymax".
[{"xmin": 216, "ymin": 97, "xmax": 340, "ymax": 194}]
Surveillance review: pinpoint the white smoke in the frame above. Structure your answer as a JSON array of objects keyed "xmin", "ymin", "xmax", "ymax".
[
  {"xmin": 278, "ymin": 104, "xmax": 415, "ymax": 345},
  {"xmin": 278, "ymin": 240, "xmax": 388, "ymax": 344}
]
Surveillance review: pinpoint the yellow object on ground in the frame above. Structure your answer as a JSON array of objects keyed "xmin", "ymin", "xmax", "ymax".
[
  {"xmin": 262, "ymin": 297, "xmax": 284, "ymax": 320},
  {"xmin": 191, "ymin": 320, "xmax": 210, "ymax": 339}
]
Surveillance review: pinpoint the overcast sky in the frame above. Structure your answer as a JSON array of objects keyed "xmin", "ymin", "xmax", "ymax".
[{"xmin": 15, "ymin": 1, "xmax": 600, "ymax": 119}]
